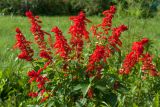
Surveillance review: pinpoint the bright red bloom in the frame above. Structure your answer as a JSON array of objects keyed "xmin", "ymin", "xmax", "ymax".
[
  {"xmin": 119, "ymin": 38, "xmax": 149, "ymax": 75},
  {"xmin": 87, "ymin": 88, "xmax": 93, "ymax": 99},
  {"xmin": 14, "ymin": 28, "xmax": 34, "ymax": 61},
  {"xmin": 119, "ymin": 52, "xmax": 138, "ymax": 74},
  {"xmin": 108, "ymin": 25, "xmax": 128, "ymax": 51},
  {"xmin": 69, "ymin": 11, "xmax": 91, "ymax": 58},
  {"xmin": 132, "ymin": 38, "xmax": 149, "ymax": 58},
  {"xmin": 40, "ymin": 96, "xmax": 49, "ymax": 103},
  {"xmin": 28, "ymin": 92, "xmax": 38, "ymax": 98},
  {"xmin": 26, "ymin": 11, "xmax": 52, "ymax": 60},
  {"xmin": 51, "ymin": 27, "xmax": 71, "ymax": 59},
  {"xmin": 28, "ymin": 70, "xmax": 39, "ymax": 83},
  {"xmin": 141, "ymin": 53, "xmax": 158, "ymax": 76},
  {"xmin": 86, "ymin": 45, "xmax": 106, "ymax": 72},
  {"xmin": 101, "ymin": 5, "xmax": 116, "ymax": 34},
  {"xmin": 36, "ymin": 76, "xmax": 48, "ymax": 89},
  {"xmin": 39, "ymin": 50, "xmax": 52, "ymax": 60},
  {"xmin": 69, "ymin": 11, "xmax": 91, "ymax": 40}
]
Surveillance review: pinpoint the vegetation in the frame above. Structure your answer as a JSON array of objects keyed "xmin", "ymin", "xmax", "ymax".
[{"xmin": 0, "ymin": 2, "xmax": 160, "ymax": 107}]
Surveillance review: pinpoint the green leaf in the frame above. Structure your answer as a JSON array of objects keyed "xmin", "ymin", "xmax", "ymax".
[
  {"xmin": 76, "ymin": 98, "xmax": 87, "ymax": 107},
  {"xmin": 95, "ymin": 85, "xmax": 107, "ymax": 92},
  {"xmin": 133, "ymin": 103, "xmax": 138, "ymax": 107},
  {"xmin": 73, "ymin": 84, "xmax": 82, "ymax": 91},
  {"xmin": 152, "ymin": 93, "xmax": 159, "ymax": 107},
  {"xmin": 81, "ymin": 83, "xmax": 91, "ymax": 97},
  {"xmin": 0, "ymin": 70, "xmax": 2, "ymax": 79}
]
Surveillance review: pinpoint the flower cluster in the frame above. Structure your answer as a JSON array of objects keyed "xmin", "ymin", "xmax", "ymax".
[
  {"xmin": 91, "ymin": 6, "xmax": 116, "ymax": 39},
  {"xmin": 69, "ymin": 11, "xmax": 91, "ymax": 58},
  {"xmin": 119, "ymin": 38, "xmax": 149, "ymax": 75},
  {"xmin": 86, "ymin": 45, "xmax": 106, "ymax": 73},
  {"xmin": 27, "ymin": 61, "xmax": 51, "ymax": 102},
  {"xmin": 141, "ymin": 53, "xmax": 158, "ymax": 76},
  {"xmin": 101, "ymin": 5, "xmax": 116, "ymax": 34},
  {"xmin": 14, "ymin": 28, "xmax": 34, "ymax": 61},
  {"xmin": 51, "ymin": 27, "xmax": 71, "ymax": 59},
  {"xmin": 26, "ymin": 11, "xmax": 52, "ymax": 60},
  {"xmin": 108, "ymin": 25, "xmax": 128, "ymax": 52}
]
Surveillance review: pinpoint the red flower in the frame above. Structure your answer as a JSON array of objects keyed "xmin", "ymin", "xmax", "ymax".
[
  {"xmin": 69, "ymin": 11, "xmax": 91, "ymax": 58},
  {"xmin": 51, "ymin": 27, "xmax": 71, "ymax": 59},
  {"xmin": 86, "ymin": 45, "xmax": 106, "ymax": 73},
  {"xmin": 28, "ymin": 92, "xmax": 38, "ymax": 98},
  {"xmin": 108, "ymin": 25, "xmax": 128, "ymax": 51},
  {"xmin": 141, "ymin": 53, "xmax": 158, "ymax": 76},
  {"xmin": 26, "ymin": 11, "xmax": 52, "ymax": 60},
  {"xmin": 36, "ymin": 76, "xmax": 48, "ymax": 89},
  {"xmin": 101, "ymin": 5, "xmax": 116, "ymax": 34},
  {"xmin": 69, "ymin": 11, "xmax": 91, "ymax": 40},
  {"xmin": 14, "ymin": 28, "xmax": 34, "ymax": 61},
  {"xmin": 87, "ymin": 88, "xmax": 93, "ymax": 99},
  {"xmin": 119, "ymin": 38, "xmax": 149, "ymax": 75},
  {"xmin": 39, "ymin": 50, "xmax": 52, "ymax": 60},
  {"xmin": 40, "ymin": 96, "xmax": 49, "ymax": 103}
]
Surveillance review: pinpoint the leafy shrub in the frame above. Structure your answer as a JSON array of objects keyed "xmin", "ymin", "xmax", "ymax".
[{"xmin": 13, "ymin": 5, "xmax": 160, "ymax": 106}]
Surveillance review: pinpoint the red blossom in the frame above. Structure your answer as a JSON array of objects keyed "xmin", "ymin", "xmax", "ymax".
[
  {"xmin": 28, "ymin": 92, "xmax": 38, "ymax": 98},
  {"xmin": 87, "ymin": 88, "xmax": 93, "ymax": 99},
  {"xmin": 39, "ymin": 50, "xmax": 52, "ymax": 60},
  {"xmin": 108, "ymin": 25, "xmax": 128, "ymax": 51},
  {"xmin": 86, "ymin": 45, "xmax": 106, "ymax": 73},
  {"xmin": 26, "ymin": 11, "xmax": 52, "ymax": 60},
  {"xmin": 90, "ymin": 6, "xmax": 117, "ymax": 40},
  {"xmin": 40, "ymin": 96, "xmax": 49, "ymax": 103},
  {"xmin": 119, "ymin": 38, "xmax": 149, "ymax": 75},
  {"xmin": 51, "ymin": 27, "xmax": 71, "ymax": 59},
  {"xmin": 101, "ymin": 5, "xmax": 116, "ymax": 34},
  {"xmin": 141, "ymin": 53, "xmax": 158, "ymax": 76},
  {"xmin": 69, "ymin": 11, "xmax": 90, "ymax": 58},
  {"xmin": 14, "ymin": 28, "xmax": 34, "ymax": 61}
]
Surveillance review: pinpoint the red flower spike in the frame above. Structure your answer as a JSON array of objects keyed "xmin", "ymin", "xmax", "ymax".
[
  {"xmin": 40, "ymin": 96, "xmax": 49, "ymax": 103},
  {"xmin": 69, "ymin": 11, "xmax": 90, "ymax": 58},
  {"xmin": 101, "ymin": 5, "xmax": 116, "ymax": 34},
  {"xmin": 108, "ymin": 25, "xmax": 128, "ymax": 52},
  {"xmin": 28, "ymin": 92, "xmax": 38, "ymax": 98},
  {"xmin": 39, "ymin": 50, "xmax": 52, "ymax": 60},
  {"xmin": 90, "ymin": 5, "xmax": 117, "ymax": 40},
  {"xmin": 141, "ymin": 53, "xmax": 158, "ymax": 76},
  {"xmin": 14, "ymin": 28, "xmax": 34, "ymax": 61},
  {"xmin": 119, "ymin": 38, "xmax": 149, "ymax": 75},
  {"xmin": 87, "ymin": 45, "xmax": 108, "ymax": 73},
  {"xmin": 87, "ymin": 88, "xmax": 93, "ymax": 99},
  {"xmin": 51, "ymin": 27, "xmax": 71, "ymax": 59},
  {"xmin": 26, "ymin": 11, "xmax": 52, "ymax": 60}
]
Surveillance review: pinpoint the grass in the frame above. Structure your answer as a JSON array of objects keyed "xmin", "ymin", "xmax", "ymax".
[
  {"xmin": 0, "ymin": 15, "xmax": 160, "ymax": 72},
  {"xmin": 0, "ymin": 14, "xmax": 160, "ymax": 107}
]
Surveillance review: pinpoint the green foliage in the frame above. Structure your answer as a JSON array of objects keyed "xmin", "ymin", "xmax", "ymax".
[{"xmin": 0, "ymin": 4, "xmax": 160, "ymax": 106}]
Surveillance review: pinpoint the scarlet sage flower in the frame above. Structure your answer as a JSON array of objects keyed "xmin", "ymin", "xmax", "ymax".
[
  {"xmin": 108, "ymin": 25, "xmax": 128, "ymax": 52},
  {"xmin": 141, "ymin": 53, "xmax": 158, "ymax": 76},
  {"xmin": 119, "ymin": 38, "xmax": 149, "ymax": 75},
  {"xmin": 87, "ymin": 88, "xmax": 93, "ymax": 99},
  {"xmin": 86, "ymin": 45, "xmax": 106, "ymax": 73},
  {"xmin": 51, "ymin": 27, "xmax": 71, "ymax": 59},
  {"xmin": 101, "ymin": 5, "xmax": 116, "ymax": 34},
  {"xmin": 26, "ymin": 11, "xmax": 52, "ymax": 60},
  {"xmin": 28, "ymin": 70, "xmax": 39, "ymax": 83},
  {"xmin": 28, "ymin": 92, "xmax": 38, "ymax": 98},
  {"xmin": 14, "ymin": 28, "xmax": 34, "ymax": 61},
  {"xmin": 40, "ymin": 96, "xmax": 49, "ymax": 103},
  {"xmin": 69, "ymin": 11, "xmax": 91, "ymax": 58},
  {"xmin": 69, "ymin": 11, "xmax": 91, "ymax": 40},
  {"xmin": 90, "ymin": 6, "xmax": 116, "ymax": 39}
]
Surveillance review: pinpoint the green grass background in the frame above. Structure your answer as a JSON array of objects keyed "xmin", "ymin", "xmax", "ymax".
[{"xmin": 0, "ymin": 15, "xmax": 160, "ymax": 74}]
